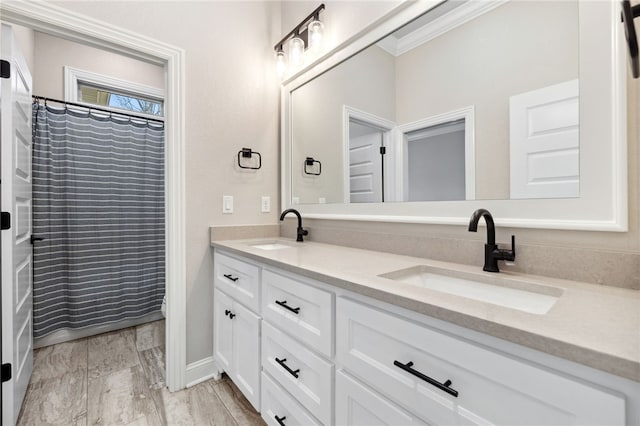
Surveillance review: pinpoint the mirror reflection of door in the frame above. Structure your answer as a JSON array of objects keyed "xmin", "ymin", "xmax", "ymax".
[
  {"xmin": 404, "ymin": 119, "xmax": 466, "ymax": 202},
  {"xmin": 348, "ymin": 120, "xmax": 385, "ymax": 203}
]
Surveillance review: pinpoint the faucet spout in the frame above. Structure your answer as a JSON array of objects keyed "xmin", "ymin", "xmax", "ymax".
[
  {"xmin": 468, "ymin": 208, "xmax": 515, "ymax": 273},
  {"xmin": 468, "ymin": 208, "xmax": 495, "ymax": 245},
  {"xmin": 279, "ymin": 208, "xmax": 308, "ymax": 242}
]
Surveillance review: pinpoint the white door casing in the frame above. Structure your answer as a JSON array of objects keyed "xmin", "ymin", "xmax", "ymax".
[
  {"xmin": 1, "ymin": 23, "xmax": 34, "ymax": 426},
  {"xmin": 509, "ymin": 79, "xmax": 580, "ymax": 199}
]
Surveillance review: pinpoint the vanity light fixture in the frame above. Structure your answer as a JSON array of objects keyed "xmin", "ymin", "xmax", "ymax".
[
  {"xmin": 289, "ymin": 34, "xmax": 305, "ymax": 68},
  {"xmin": 275, "ymin": 45, "xmax": 287, "ymax": 78},
  {"xmin": 274, "ymin": 3, "xmax": 325, "ymax": 78},
  {"xmin": 307, "ymin": 18, "xmax": 325, "ymax": 51}
]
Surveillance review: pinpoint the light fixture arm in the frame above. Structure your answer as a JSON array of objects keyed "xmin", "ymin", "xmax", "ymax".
[{"xmin": 273, "ymin": 3, "xmax": 325, "ymax": 52}]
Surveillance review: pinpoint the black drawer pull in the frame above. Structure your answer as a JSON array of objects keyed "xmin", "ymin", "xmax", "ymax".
[
  {"xmin": 275, "ymin": 300, "xmax": 300, "ymax": 314},
  {"xmin": 223, "ymin": 273, "xmax": 239, "ymax": 282},
  {"xmin": 229, "ymin": 312, "xmax": 235, "ymax": 319},
  {"xmin": 393, "ymin": 360, "xmax": 458, "ymax": 398},
  {"xmin": 275, "ymin": 357, "xmax": 300, "ymax": 378},
  {"xmin": 224, "ymin": 309, "xmax": 230, "ymax": 316},
  {"xmin": 275, "ymin": 415, "xmax": 286, "ymax": 426}
]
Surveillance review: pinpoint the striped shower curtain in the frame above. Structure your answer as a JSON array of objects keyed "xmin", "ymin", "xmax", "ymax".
[{"xmin": 31, "ymin": 103, "xmax": 165, "ymax": 339}]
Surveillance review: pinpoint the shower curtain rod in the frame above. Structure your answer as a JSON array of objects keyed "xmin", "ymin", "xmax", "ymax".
[{"xmin": 32, "ymin": 95, "xmax": 165, "ymax": 124}]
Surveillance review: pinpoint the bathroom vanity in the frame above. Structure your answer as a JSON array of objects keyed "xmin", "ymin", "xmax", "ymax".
[
  {"xmin": 210, "ymin": 0, "xmax": 639, "ymax": 423},
  {"xmin": 211, "ymin": 238, "xmax": 640, "ymax": 426}
]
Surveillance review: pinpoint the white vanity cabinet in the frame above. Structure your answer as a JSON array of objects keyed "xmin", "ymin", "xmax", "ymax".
[
  {"xmin": 212, "ymin": 248, "xmax": 636, "ymax": 426},
  {"xmin": 260, "ymin": 269, "xmax": 335, "ymax": 425},
  {"xmin": 336, "ymin": 297, "xmax": 626, "ymax": 426},
  {"xmin": 213, "ymin": 251, "xmax": 262, "ymax": 411},
  {"xmin": 213, "ymin": 288, "xmax": 261, "ymax": 410}
]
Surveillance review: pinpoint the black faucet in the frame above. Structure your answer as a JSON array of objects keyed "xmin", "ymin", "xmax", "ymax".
[
  {"xmin": 279, "ymin": 208, "xmax": 308, "ymax": 242},
  {"xmin": 468, "ymin": 209, "xmax": 515, "ymax": 273}
]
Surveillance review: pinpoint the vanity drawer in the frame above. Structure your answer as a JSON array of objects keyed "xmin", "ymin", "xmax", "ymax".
[
  {"xmin": 261, "ymin": 371, "xmax": 321, "ymax": 426},
  {"xmin": 214, "ymin": 251, "xmax": 260, "ymax": 312},
  {"xmin": 262, "ymin": 321, "xmax": 333, "ymax": 425},
  {"xmin": 335, "ymin": 370, "xmax": 427, "ymax": 426},
  {"xmin": 262, "ymin": 269, "xmax": 334, "ymax": 357},
  {"xmin": 336, "ymin": 297, "xmax": 625, "ymax": 426}
]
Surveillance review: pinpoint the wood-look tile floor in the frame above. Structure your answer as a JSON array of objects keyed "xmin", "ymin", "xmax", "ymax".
[{"xmin": 17, "ymin": 320, "xmax": 266, "ymax": 426}]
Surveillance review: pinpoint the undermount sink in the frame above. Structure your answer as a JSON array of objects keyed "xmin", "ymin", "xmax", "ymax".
[
  {"xmin": 379, "ymin": 266, "xmax": 563, "ymax": 315},
  {"xmin": 250, "ymin": 242, "xmax": 293, "ymax": 251}
]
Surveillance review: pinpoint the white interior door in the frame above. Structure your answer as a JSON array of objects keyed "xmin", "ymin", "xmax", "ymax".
[
  {"xmin": 509, "ymin": 79, "xmax": 579, "ymax": 199},
  {"xmin": 349, "ymin": 122, "xmax": 383, "ymax": 203},
  {"xmin": 1, "ymin": 23, "xmax": 34, "ymax": 426}
]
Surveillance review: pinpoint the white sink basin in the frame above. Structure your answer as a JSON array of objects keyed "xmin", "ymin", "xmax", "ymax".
[
  {"xmin": 250, "ymin": 242, "xmax": 292, "ymax": 251},
  {"xmin": 379, "ymin": 266, "xmax": 562, "ymax": 315}
]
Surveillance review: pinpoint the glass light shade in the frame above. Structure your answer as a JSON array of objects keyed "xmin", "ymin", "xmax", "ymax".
[
  {"xmin": 276, "ymin": 50, "xmax": 287, "ymax": 78},
  {"xmin": 308, "ymin": 19, "xmax": 324, "ymax": 51},
  {"xmin": 289, "ymin": 36, "xmax": 305, "ymax": 68}
]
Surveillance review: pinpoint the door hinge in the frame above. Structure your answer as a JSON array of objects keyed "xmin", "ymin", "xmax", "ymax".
[
  {"xmin": 1, "ymin": 212, "xmax": 10, "ymax": 230},
  {"xmin": 1, "ymin": 363, "xmax": 11, "ymax": 383},
  {"xmin": 380, "ymin": 146, "xmax": 386, "ymax": 155},
  {"xmin": 0, "ymin": 60, "xmax": 9, "ymax": 79}
]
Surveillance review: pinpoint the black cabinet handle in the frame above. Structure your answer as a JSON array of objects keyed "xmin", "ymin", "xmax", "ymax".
[
  {"xmin": 275, "ymin": 357, "xmax": 300, "ymax": 378},
  {"xmin": 229, "ymin": 312, "xmax": 236, "ymax": 319},
  {"xmin": 275, "ymin": 300, "xmax": 300, "ymax": 314},
  {"xmin": 223, "ymin": 273, "xmax": 239, "ymax": 282},
  {"xmin": 275, "ymin": 415, "xmax": 286, "ymax": 426},
  {"xmin": 224, "ymin": 309, "xmax": 230, "ymax": 316},
  {"xmin": 393, "ymin": 360, "xmax": 458, "ymax": 398}
]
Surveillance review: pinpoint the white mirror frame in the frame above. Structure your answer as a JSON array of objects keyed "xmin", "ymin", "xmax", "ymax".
[{"xmin": 281, "ymin": 0, "xmax": 628, "ymax": 232}]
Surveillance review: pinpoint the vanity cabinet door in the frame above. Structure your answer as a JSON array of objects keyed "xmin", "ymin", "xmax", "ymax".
[
  {"xmin": 336, "ymin": 297, "xmax": 625, "ymax": 426},
  {"xmin": 262, "ymin": 269, "xmax": 334, "ymax": 357},
  {"xmin": 213, "ymin": 289, "xmax": 233, "ymax": 373},
  {"xmin": 213, "ymin": 288, "xmax": 261, "ymax": 411},
  {"xmin": 214, "ymin": 251, "xmax": 261, "ymax": 312},
  {"xmin": 231, "ymin": 301, "xmax": 261, "ymax": 411},
  {"xmin": 335, "ymin": 370, "xmax": 427, "ymax": 426}
]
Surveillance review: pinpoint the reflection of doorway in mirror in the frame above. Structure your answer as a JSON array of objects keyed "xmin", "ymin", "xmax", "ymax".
[
  {"xmin": 343, "ymin": 106, "xmax": 397, "ymax": 203},
  {"xmin": 405, "ymin": 120, "xmax": 466, "ymax": 202},
  {"xmin": 396, "ymin": 106, "xmax": 476, "ymax": 202}
]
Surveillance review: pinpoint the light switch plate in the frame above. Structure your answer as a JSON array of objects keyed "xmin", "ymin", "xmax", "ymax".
[{"xmin": 222, "ymin": 195, "xmax": 233, "ymax": 214}]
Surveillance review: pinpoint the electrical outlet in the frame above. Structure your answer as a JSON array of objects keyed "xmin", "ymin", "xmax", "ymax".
[
  {"xmin": 261, "ymin": 196, "xmax": 271, "ymax": 213},
  {"xmin": 222, "ymin": 195, "xmax": 233, "ymax": 214}
]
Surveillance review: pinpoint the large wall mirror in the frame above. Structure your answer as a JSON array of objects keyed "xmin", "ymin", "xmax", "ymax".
[{"xmin": 281, "ymin": 0, "xmax": 627, "ymax": 231}]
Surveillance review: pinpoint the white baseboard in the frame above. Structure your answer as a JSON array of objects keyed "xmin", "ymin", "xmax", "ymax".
[{"xmin": 185, "ymin": 356, "xmax": 222, "ymax": 388}]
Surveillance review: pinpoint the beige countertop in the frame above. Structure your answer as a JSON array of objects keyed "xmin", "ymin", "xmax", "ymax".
[{"xmin": 211, "ymin": 238, "xmax": 640, "ymax": 383}]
